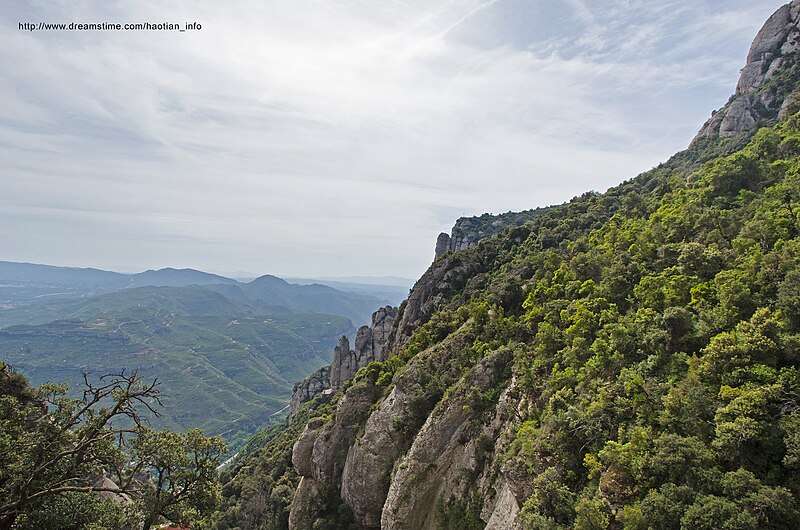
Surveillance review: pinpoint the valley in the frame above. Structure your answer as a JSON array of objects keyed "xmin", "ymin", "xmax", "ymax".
[{"xmin": 0, "ymin": 263, "xmax": 402, "ymax": 437}]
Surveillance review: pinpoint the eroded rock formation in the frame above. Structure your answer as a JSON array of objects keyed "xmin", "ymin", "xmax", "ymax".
[
  {"xmin": 330, "ymin": 306, "xmax": 397, "ymax": 389},
  {"xmin": 693, "ymin": 1, "xmax": 800, "ymax": 143},
  {"xmin": 288, "ymin": 306, "xmax": 397, "ymax": 418},
  {"xmin": 434, "ymin": 208, "xmax": 550, "ymax": 259}
]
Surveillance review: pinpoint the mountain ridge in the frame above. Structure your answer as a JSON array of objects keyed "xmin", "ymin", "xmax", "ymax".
[{"xmin": 213, "ymin": 4, "xmax": 800, "ymax": 529}]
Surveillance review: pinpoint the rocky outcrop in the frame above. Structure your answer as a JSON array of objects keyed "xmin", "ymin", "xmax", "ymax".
[
  {"xmin": 329, "ymin": 336, "xmax": 355, "ymax": 390},
  {"xmin": 289, "ymin": 314, "xmax": 526, "ymax": 530},
  {"xmin": 434, "ymin": 208, "xmax": 549, "ymax": 259},
  {"xmin": 330, "ymin": 306, "xmax": 397, "ymax": 389},
  {"xmin": 340, "ymin": 386, "xmax": 406, "ymax": 528},
  {"xmin": 483, "ymin": 479, "xmax": 524, "ymax": 530},
  {"xmin": 693, "ymin": 1, "xmax": 800, "ymax": 143},
  {"xmin": 289, "ymin": 382, "xmax": 380, "ymax": 529},
  {"xmin": 292, "ymin": 417, "xmax": 327, "ymax": 478},
  {"xmin": 288, "ymin": 306, "xmax": 397, "ymax": 418},
  {"xmin": 380, "ymin": 349, "xmax": 516, "ymax": 530},
  {"xmin": 340, "ymin": 329, "xmax": 472, "ymax": 529},
  {"xmin": 434, "ymin": 232, "xmax": 452, "ymax": 259},
  {"xmin": 434, "ymin": 219, "xmax": 481, "ymax": 258},
  {"xmin": 289, "ymin": 366, "xmax": 330, "ymax": 418}
]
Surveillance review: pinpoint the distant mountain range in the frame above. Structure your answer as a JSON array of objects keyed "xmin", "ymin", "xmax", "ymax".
[
  {"xmin": 286, "ymin": 276, "xmax": 413, "ymax": 305},
  {"xmin": 0, "ymin": 261, "xmax": 397, "ymax": 438},
  {"xmin": 0, "ymin": 261, "xmax": 400, "ymax": 325}
]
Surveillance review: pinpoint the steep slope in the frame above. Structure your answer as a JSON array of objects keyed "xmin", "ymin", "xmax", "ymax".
[
  {"xmin": 288, "ymin": 112, "xmax": 800, "ymax": 530},
  {"xmin": 214, "ymin": 4, "xmax": 800, "ymax": 530}
]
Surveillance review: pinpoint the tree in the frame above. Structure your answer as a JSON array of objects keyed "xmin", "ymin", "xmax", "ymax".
[
  {"xmin": 0, "ymin": 362, "xmax": 225, "ymax": 530},
  {"xmin": 132, "ymin": 427, "xmax": 225, "ymax": 530}
]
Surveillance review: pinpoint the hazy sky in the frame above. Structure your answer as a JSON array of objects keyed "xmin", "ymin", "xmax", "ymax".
[{"xmin": 1, "ymin": 0, "xmax": 787, "ymax": 278}]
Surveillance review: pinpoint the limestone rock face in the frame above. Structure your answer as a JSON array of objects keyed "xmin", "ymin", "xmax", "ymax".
[
  {"xmin": 434, "ymin": 232, "xmax": 451, "ymax": 259},
  {"xmin": 310, "ymin": 384, "xmax": 376, "ymax": 484},
  {"xmin": 693, "ymin": 1, "xmax": 800, "ymax": 143},
  {"xmin": 380, "ymin": 349, "xmax": 517, "ymax": 530},
  {"xmin": 329, "ymin": 335, "xmax": 355, "ymax": 390},
  {"xmin": 292, "ymin": 417, "xmax": 326, "ymax": 478},
  {"xmin": 339, "ymin": 386, "xmax": 406, "ymax": 529},
  {"xmin": 288, "ymin": 383, "xmax": 378, "ymax": 530},
  {"xmin": 287, "ymin": 477, "xmax": 322, "ymax": 530},
  {"xmin": 330, "ymin": 306, "xmax": 398, "ymax": 389},
  {"xmin": 289, "ymin": 366, "xmax": 330, "ymax": 419},
  {"xmin": 483, "ymin": 479, "xmax": 524, "ymax": 530},
  {"xmin": 339, "ymin": 329, "xmax": 472, "ymax": 529},
  {"xmin": 433, "ymin": 217, "xmax": 506, "ymax": 259},
  {"xmin": 288, "ymin": 306, "xmax": 397, "ymax": 418}
]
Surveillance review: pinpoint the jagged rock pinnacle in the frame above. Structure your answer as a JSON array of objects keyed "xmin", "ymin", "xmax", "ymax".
[{"xmin": 692, "ymin": 1, "xmax": 800, "ymax": 144}]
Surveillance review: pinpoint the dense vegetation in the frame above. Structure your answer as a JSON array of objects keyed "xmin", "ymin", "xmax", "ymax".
[
  {"xmin": 407, "ymin": 116, "xmax": 800, "ymax": 528},
  {"xmin": 213, "ymin": 395, "xmax": 336, "ymax": 530},
  {"xmin": 0, "ymin": 362, "xmax": 225, "ymax": 530},
  {"xmin": 217, "ymin": 113, "xmax": 800, "ymax": 529}
]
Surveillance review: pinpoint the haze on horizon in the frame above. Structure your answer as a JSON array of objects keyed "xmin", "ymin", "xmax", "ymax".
[{"xmin": 1, "ymin": 0, "xmax": 787, "ymax": 279}]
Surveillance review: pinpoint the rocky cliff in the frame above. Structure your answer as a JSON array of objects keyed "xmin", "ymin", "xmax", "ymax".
[
  {"xmin": 330, "ymin": 306, "xmax": 397, "ymax": 388},
  {"xmin": 434, "ymin": 208, "xmax": 550, "ymax": 259},
  {"xmin": 693, "ymin": 0, "xmax": 800, "ymax": 143},
  {"xmin": 289, "ymin": 366, "xmax": 331, "ymax": 418},
  {"xmin": 289, "ymin": 306, "xmax": 397, "ymax": 418}
]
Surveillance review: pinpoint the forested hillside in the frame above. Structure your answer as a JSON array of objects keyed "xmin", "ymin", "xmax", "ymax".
[
  {"xmin": 214, "ymin": 72, "xmax": 800, "ymax": 530},
  {"xmin": 7, "ymin": 3, "xmax": 800, "ymax": 529}
]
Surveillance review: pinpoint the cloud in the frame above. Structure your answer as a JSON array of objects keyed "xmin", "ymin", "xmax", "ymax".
[{"xmin": 0, "ymin": 0, "xmax": 788, "ymax": 277}]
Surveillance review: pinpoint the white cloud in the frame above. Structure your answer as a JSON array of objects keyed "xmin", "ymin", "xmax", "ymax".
[{"xmin": 0, "ymin": 0, "xmax": 788, "ymax": 277}]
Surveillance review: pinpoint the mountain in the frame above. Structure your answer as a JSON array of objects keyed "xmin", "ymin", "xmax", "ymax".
[
  {"xmin": 0, "ymin": 262, "xmax": 240, "ymax": 308},
  {"xmin": 213, "ymin": 4, "xmax": 800, "ymax": 529},
  {"xmin": 0, "ymin": 264, "xmax": 390, "ymax": 439},
  {"xmin": 200, "ymin": 275, "xmax": 384, "ymax": 326},
  {"xmin": 0, "ymin": 262, "xmax": 384, "ymax": 325},
  {"xmin": 128, "ymin": 267, "xmax": 240, "ymax": 288},
  {"xmin": 0, "ymin": 285, "xmax": 355, "ymax": 436},
  {"xmin": 0, "ymin": 260, "xmax": 128, "ymax": 287},
  {"xmin": 0, "ymin": 261, "xmax": 129, "ymax": 307},
  {"xmin": 286, "ymin": 277, "xmax": 413, "ymax": 308},
  {"xmin": 310, "ymin": 276, "xmax": 413, "ymax": 288}
]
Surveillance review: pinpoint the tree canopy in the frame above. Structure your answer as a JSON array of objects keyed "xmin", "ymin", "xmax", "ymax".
[{"xmin": 0, "ymin": 363, "xmax": 225, "ymax": 530}]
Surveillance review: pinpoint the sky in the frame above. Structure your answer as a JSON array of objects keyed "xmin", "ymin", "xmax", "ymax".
[{"xmin": 0, "ymin": 0, "xmax": 789, "ymax": 279}]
